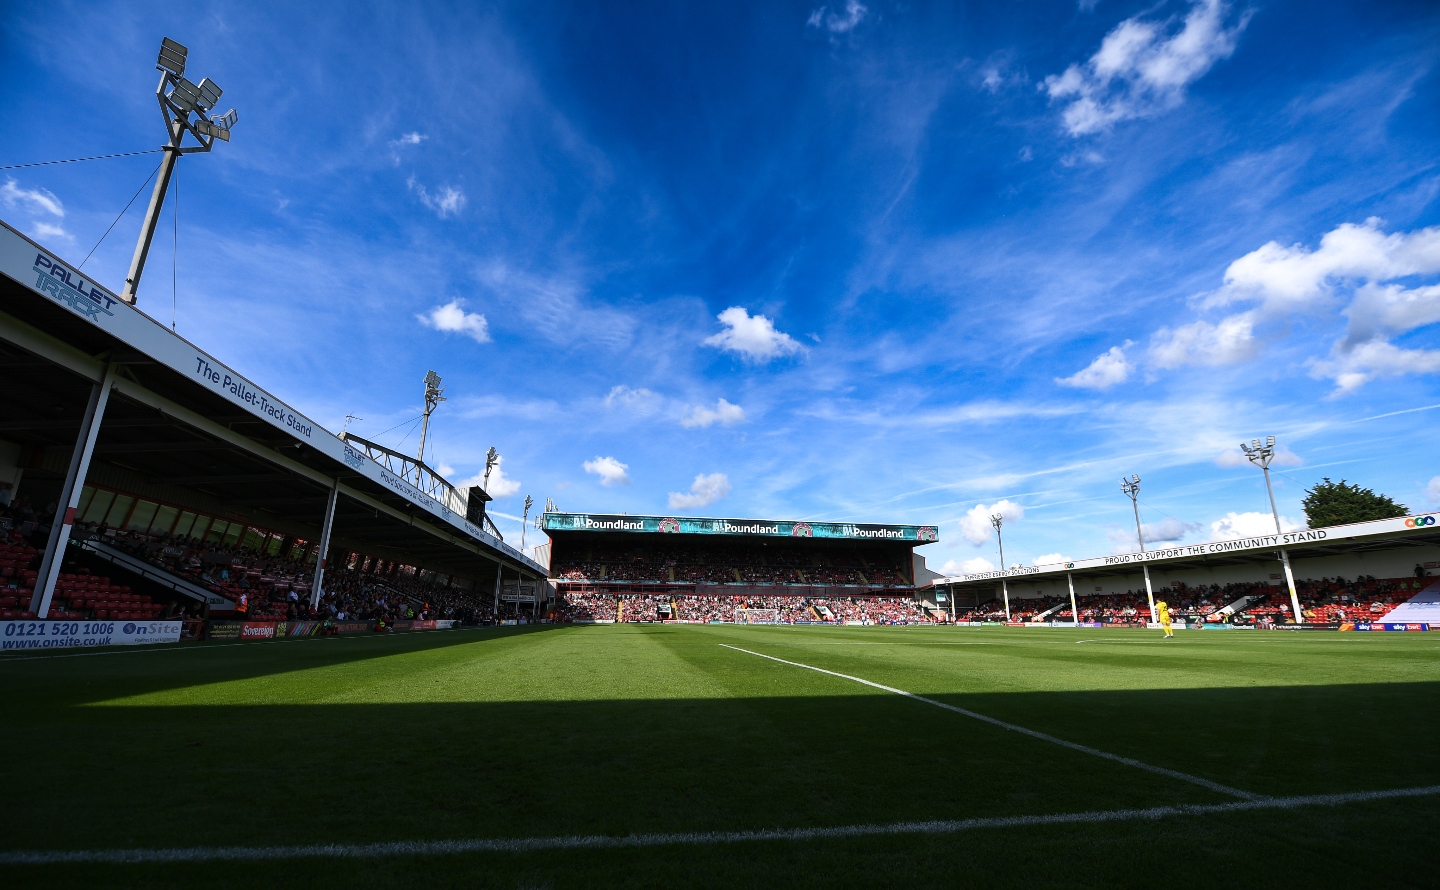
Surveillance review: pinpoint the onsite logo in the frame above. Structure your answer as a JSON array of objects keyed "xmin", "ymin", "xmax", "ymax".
[
  {"xmin": 122, "ymin": 623, "xmax": 136, "ymax": 634},
  {"xmin": 1405, "ymin": 515, "xmax": 1437, "ymax": 528}
]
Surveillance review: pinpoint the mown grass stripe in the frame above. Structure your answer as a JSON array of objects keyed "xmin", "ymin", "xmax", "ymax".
[{"xmin": 719, "ymin": 642, "xmax": 1262, "ymax": 800}]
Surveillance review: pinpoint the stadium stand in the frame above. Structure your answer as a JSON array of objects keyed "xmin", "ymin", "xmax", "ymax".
[{"xmin": 1, "ymin": 218, "xmax": 547, "ymax": 642}]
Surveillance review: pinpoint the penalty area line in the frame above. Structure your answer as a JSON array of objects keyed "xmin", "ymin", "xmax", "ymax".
[
  {"xmin": 4, "ymin": 785, "xmax": 1437, "ymax": 865},
  {"xmin": 719, "ymin": 643, "xmax": 1262, "ymax": 801}
]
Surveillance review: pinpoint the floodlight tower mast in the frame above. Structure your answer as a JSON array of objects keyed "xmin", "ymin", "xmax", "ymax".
[
  {"xmin": 520, "ymin": 495, "xmax": 533, "ymax": 550},
  {"xmin": 1241, "ymin": 436, "xmax": 1304, "ymax": 623},
  {"xmin": 415, "ymin": 371, "xmax": 445, "ymax": 483},
  {"xmin": 121, "ymin": 37, "xmax": 238, "ymax": 305},
  {"xmin": 1121, "ymin": 474, "xmax": 1158, "ymax": 623},
  {"xmin": 483, "ymin": 447, "xmax": 499, "ymax": 490},
  {"xmin": 991, "ymin": 513, "xmax": 1010, "ymax": 621}
]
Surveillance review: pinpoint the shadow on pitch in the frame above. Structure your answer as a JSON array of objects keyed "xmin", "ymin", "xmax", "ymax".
[{"xmin": 4, "ymin": 679, "xmax": 1440, "ymax": 854}]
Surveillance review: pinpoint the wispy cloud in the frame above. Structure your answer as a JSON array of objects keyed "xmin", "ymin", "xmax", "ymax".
[
  {"xmin": 1043, "ymin": 0, "xmax": 1252, "ymax": 135},
  {"xmin": 1, "ymin": 178, "xmax": 64, "ymax": 217},
  {"xmin": 406, "ymin": 176, "xmax": 467, "ymax": 218},
  {"xmin": 680, "ymin": 398, "xmax": 746, "ymax": 429},
  {"xmin": 806, "ymin": 1, "xmax": 868, "ymax": 35}
]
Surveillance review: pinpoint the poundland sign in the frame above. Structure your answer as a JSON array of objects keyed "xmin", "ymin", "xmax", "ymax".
[{"xmin": 541, "ymin": 513, "xmax": 938, "ymax": 542}]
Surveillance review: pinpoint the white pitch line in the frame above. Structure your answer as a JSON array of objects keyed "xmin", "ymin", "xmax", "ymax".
[
  {"xmin": 719, "ymin": 643, "xmax": 1261, "ymax": 801},
  {"xmin": 3, "ymin": 784, "xmax": 1435, "ymax": 866}
]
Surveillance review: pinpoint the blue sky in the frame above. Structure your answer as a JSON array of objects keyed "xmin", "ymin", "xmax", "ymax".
[{"xmin": 3, "ymin": 0, "xmax": 1438, "ymax": 572}]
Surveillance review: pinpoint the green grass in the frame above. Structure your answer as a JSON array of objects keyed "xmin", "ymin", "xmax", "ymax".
[{"xmin": 3, "ymin": 624, "xmax": 1439, "ymax": 887}]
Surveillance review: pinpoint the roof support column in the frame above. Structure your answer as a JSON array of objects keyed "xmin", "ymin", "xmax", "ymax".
[
  {"xmin": 493, "ymin": 562, "xmax": 503, "ymax": 619},
  {"xmin": 1067, "ymin": 572, "xmax": 1079, "ymax": 628},
  {"xmin": 309, "ymin": 480, "xmax": 339, "ymax": 610},
  {"xmin": 31, "ymin": 362, "xmax": 117, "ymax": 618}
]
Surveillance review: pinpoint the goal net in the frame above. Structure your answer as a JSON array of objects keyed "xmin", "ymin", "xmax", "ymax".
[{"xmin": 736, "ymin": 608, "xmax": 780, "ymax": 625}]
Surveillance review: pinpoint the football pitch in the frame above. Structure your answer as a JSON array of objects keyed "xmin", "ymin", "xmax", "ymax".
[{"xmin": 4, "ymin": 623, "xmax": 1439, "ymax": 888}]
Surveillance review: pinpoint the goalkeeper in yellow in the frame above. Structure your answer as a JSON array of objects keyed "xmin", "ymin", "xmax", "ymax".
[{"xmin": 1157, "ymin": 601, "xmax": 1174, "ymax": 638}]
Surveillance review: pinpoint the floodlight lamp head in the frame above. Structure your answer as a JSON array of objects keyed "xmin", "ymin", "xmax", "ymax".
[
  {"xmin": 157, "ymin": 37, "xmax": 188, "ymax": 76},
  {"xmin": 168, "ymin": 76, "xmax": 203, "ymax": 112},
  {"xmin": 195, "ymin": 77, "xmax": 223, "ymax": 111},
  {"xmin": 1266, "ymin": 436, "xmax": 1276, "ymax": 447},
  {"xmin": 990, "ymin": 513, "xmax": 1003, "ymax": 531}
]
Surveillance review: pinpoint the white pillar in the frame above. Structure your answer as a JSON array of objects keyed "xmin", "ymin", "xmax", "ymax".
[
  {"xmin": 1142, "ymin": 564, "xmax": 1156, "ymax": 624},
  {"xmin": 309, "ymin": 481, "xmax": 339, "ymax": 609},
  {"xmin": 1001, "ymin": 579, "xmax": 1010, "ymax": 621},
  {"xmin": 1067, "ymin": 572, "xmax": 1079, "ymax": 628},
  {"xmin": 1280, "ymin": 548, "xmax": 1302, "ymax": 624},
  {"xmin": 31, "ymin": 363, "xmax": 116, "ymax": 618},
  {"xmin": 949, "ymin": 586, "xmax": 956, "ymax": 623}
]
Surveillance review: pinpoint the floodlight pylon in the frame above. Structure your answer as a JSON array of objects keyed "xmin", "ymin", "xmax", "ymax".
[
  {"xmin": 990, "ymin": 513, "xmax": 1010, "ymax": 621},
  {"xmin": 1240, "ymin": 435, "xmax": 1304, "ymax": 624},
  {"xmin": 121, "ymin": 37, "xmax": 239, "ymax": 305},
  {"xmin": 1120, "ymin": 474, "xmax": 1157, "ymax": 623}
]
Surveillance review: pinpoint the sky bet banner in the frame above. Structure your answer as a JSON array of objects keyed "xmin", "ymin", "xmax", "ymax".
[
  {"xmin": 0, "ymin": 221, "xmax": 543, "ymax": 574},
  {"xmin": 542, "ymin": 512, "xmax": 939, "ymax": 542}
]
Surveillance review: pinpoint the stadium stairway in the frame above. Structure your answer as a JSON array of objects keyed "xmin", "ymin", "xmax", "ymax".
[
  {"xmin": 1217, "ymin": 592, "xmax": 1271, "ymax": 620},
  {"xmin": 1033, "ymin": 601, "xmax": 1069, "ymax": 621},
  {"xmin": 71, "ymin": 535, "xmax": 230, "ymax": 610},
  {"xmin": 1377, "ymin": 581, "xmax": 1440, "ymax": 624}
]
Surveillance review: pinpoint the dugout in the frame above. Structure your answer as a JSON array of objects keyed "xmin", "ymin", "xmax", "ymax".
[{"xmin": 0, "ymin": 218, "xmax": 546, "ymax": 621}]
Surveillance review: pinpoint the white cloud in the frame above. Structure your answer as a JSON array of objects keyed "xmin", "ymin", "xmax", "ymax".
[
  {"xmin": 1032, "ymin": 552, "xmax": 1069, "ymax": 566},
  {"xmin": 667, "ymin": 473, "xmax": 731, "ymax": 510},
  {"xmin": 458, "ymin": 455, "xmax": 521, "ymax": 498},
  {"xmin": 940, "ymin": 557, "xmax": 996, "ymax": 576},
  {"xmin": 680, "ymin": 398, "xmax": 746, "ymax": 429},
  {"xmin": 32, "ymin": 221, "xmax": 72, "ymax": 241},
  {"xmin": 1214, "ymin": 445, "xmax": 1302, "ymax": 468},
  {"xmin": 1208, "ymin": 219, "xmax": 1440, "ymax": 392},
  {"xmin": 604, "ymin": 385, "xmax": 663, "ymax": 414},
  {"xmin": 417, "ymin": 299, "xmax": 490, "ymax": 343},
  {"xmin": 583, "ymin": 456, "xmax": 631, "ymax": 487},
  {"xmin": 1215, "ymin": 219, "xmax": 1440, "ymax": 313},
  {"xmin": 406, "ymin": 176, "xmax": 467, "ymax": 218},
  {"xmin": 703, "ymin": 307, "xmax": 805, "ymax": 363},
  {"xmin": 390, "ymin": 132, "xmax": 427, "ymax": 147},
  {"xmin": 1210, "ymin": 511, "xmax": 1303, "ymax": 540},
  {"xmin": 959, "ymin": 499, "xmax": 1025, "ymax": 546},
  {"xmin": 1042, "ymin": 0, "xmax": 1250, "ymax": 136},
  {"xmin": 1057, "ymin": 342, "xmax": 1133, "ymax": 389},
  {"xmin": 1108, "ymin": 517, "xmax": 1199, "ymax": 553},
  {"xmin": 806, "ymin": 0, "xmax": 867, "ymax": 33},
  {"xmin": 1427, "ymin": 476, "xmax": 1440, "ymax": 503},
  {"xmin": 1148, "ymin": 313, "xmax": 1258, "ymax": 368},
  {"xmin": 1, "ymin": 178, "xmax": 64, "ymax": 218}
]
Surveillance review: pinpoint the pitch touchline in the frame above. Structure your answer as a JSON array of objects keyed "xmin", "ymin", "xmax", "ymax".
[
  {"xmin": 3, "ymin": 785, "xmax": 1434, "ymax": 865},
  {"xmin": 718, "ymin": 643, "xmax": 1261, "ymax": 801}
]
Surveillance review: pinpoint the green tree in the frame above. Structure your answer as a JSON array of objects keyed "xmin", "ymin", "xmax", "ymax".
[{"xmin": 1301, "ymin": 478, "xmax": 1408, "ymax": 528}]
